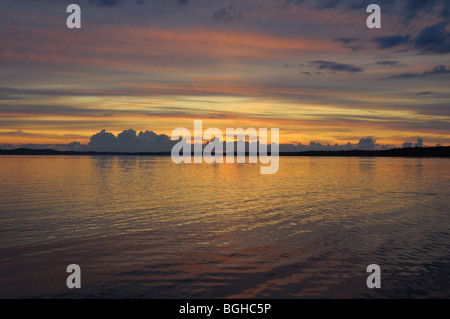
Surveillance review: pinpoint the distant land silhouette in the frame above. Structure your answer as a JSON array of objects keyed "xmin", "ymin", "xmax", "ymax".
[{"xmin": 0, "ymin": 147, "xmax": 449, "ymax": 157}]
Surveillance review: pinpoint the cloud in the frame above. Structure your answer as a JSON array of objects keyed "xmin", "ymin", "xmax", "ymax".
[
  {"xmin": 415, "ymin": 91, "xmax": 432, "ymax": 96},
  {"xmin": 335, "ymin": 38, "xmax": 359, "ymax": 45},
  {"xmin": 372, "ymin": 22, "xmax": 449, "ymax": 54},
  {"xmin": 334, "ymin": 37, "xmax": 364, "ymax": 51},
  {"xmin": 357, "ymin": 137, "xmax": 377, "ymax": 150},
  {"xmin": 20, "ymin": 0, "xmax": 189, "ymax": 7},
  {"xmin": 376, "ymin": 60, "xmax": 400, "ymax": 66},
  {"xmin": 415, "ymin": 22, "xmax": 450, "ymax": 54},
  {"xmin": 285, "ymin": 0, "xmax": 449, "ymax": 21},
  {"xmin": 415, "ymin": 137, "xmax": 424, "ymax": 147},
  {"xmin": 87, "ymin": 129, "xmax": 176, "ymax": 152},
  {"xmin": 423, "ymin": 65, "xmax": 450, "ymax": 76},
  {"xmin": 310, "ymin": 60, "xmax": 363, "ymax": 73},
  {"xmin": 390, "ymin": 65, "xmax": 450, "ymax": 79},
  {"xmin": 403, "ymin": 138, "xmax": 424, "ymax": 148},
  {"xmin": 279, "ymin": 137, "xmax": 397, "ymax": 152},
  {"xmin": 373, "ymin": 35, "xmax": 411, "ymax": 49},
  {"xmin": 402, "ymin": 142, "xmax": 413, "ymax": 148},
  {"xmin": 88, "ymin": 0, "xmax": 190, "ymax": 6},
  {"xmin": 403, "ymin": 0, "xmax": 448, "ymax": 21},
  {"xmin": 213, "ymin": 5, "xmax": 242, "ymax": 22},
  {"xmin": 1, "ymin": 133, "xmax": 403, "ymax": 152},
  {"xmin": 88, "ymin": 0, "xmax": 127, "ymax": 6},
  {"xmin": 390, "ymin": 72, "xmax": 419, "ymax": 79}
]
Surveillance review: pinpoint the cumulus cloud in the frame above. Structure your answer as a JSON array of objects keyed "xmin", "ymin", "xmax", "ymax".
[
  {"xmin": 403, "ymin": 138, "xmax": 425, "ymax": 148},
  {"xmin": 414, "ymin": 137, "xmax": 424, "ymax": 148},
  {"xmin": 279, "ymin": 138, "xmax": 398, "ymax": 152},
  {"xmin": 87, "ymin": 129, "xmax": 176, "ymax": 152},
  {"xmin": 357, "ymin": 137, "xmax": 377, "ymax": 150},
  {"xmin": 402, "ymin": 142, "xmax": 413, "ymax": 148}
]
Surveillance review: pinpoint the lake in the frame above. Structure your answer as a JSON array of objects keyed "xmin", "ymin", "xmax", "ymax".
[{"xmin": 0, "ymin": 156, "xmax": 449, "ymax": 298}]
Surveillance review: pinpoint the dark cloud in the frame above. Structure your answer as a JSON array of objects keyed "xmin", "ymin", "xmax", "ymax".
[
  {"xmin": 334, "ymin": 37, "xmax": 364, "ymax": 52},
  {"xmin": 402, "ymin": 142, "xmax": 413, "ymax": 148},
  {"xmin": 415, "ymin": 91, "xmax": 433, "ymax": 96},
  {"xmin": 390, "ymin": 72, "xmax": 419, "ymax": 79},
  {"xmin": 22, "ymin": 0, "xmax": 188, "ymax": 7},
  {"xmin": 381, "ymin": 144, "xmax": 395, "ymax": 150},
  {"xmin": 414, "ymin": 22, "xmax": 450, "ymax": 54},
  {"xmin": 376, "ymin": 60, "xmax": 400, "ymax": 66},
  {"xmin": 213, "ymin": 5, "xmax": 242, "ymax": 22},
  {"xmin": 87, "ymin": 129, "xmax": 176, "ymax": 152},
  {"xmin": 279, "ymin": 137, "xmax": 396, "ymax": 152},
  {"xmin": 335, "ymin": 37, "xmax": 359, "ymax": 45},
  {"xmin": 310, "ymin": 60, "xmax": 363, "ymax": 73},
  {"xmin": 372, "ymin": 22, "xmax": 449, "ymax": 54},
  {"xmin": 415, "ymin": 138, "xmax": 424, "ymax": 148},
  {"xmin": 391, "ymin": 65, "xmax": 450, "ymax": 79},
  {"xmin": 88, "ymin": 0, "xmax": 189, "ymax": 6},
  {"xmin": 404, "ymin": 0, "xmax": 437, "ymax": 14},
  {"xmin": 423, "ymin": 65, "xmax": 450, "ymax": 76},
  {"xmin": 443, "ymin": 3, "xmax": 450, "ymax": 18},
  {"xmin": 1, "ymin": 132, "xmax": 400, "ymax": 152},
  {"xmin": 403, "ymin": 138, "xmax": 424, "ymax": 148},
  {"xmin": 404, "ymin": 0, "xmax": 442, "ymax": 22},
  {"xmin": 279, "ymin": 141, "xmax": 354, "ymax": 152},
  {"xmin": 285, "ymin": 0, "xmax": 449, "ymax": 26},
  {"xmin": 358, "ymin": 137, "xmax": 377, "ymax": 150},
  {"xmin": 373, "ymin": 35, "xmax": 411, "ymax": 49},
  {"xmin": 88, "ymin": 0, "xmax": 126, "ymax": 6}
]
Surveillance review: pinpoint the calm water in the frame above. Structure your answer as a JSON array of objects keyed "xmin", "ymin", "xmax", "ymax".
[{"xmin": 0, "ymin": 156, "xmax": 449, "ymax": 299}]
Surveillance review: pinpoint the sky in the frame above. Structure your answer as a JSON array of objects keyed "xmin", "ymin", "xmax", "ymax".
[{"xmin": 0, "ymin": 0, "xmax": 449, "ymax": 151}]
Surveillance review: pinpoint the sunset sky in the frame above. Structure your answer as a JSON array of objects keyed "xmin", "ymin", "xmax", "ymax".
[{"xmin": 0, "ymin": 0, "xmax": 449, "ymax": 150}]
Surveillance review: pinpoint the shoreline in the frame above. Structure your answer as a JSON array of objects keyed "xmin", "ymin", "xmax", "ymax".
[{"xmin": 0, "ymin": 146, "xmax": 449, "ymax": 158}]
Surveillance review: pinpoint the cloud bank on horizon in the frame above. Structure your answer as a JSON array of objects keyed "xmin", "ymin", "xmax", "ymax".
[
  {"xmin": 0, "ymin": 129, "xmax": 430, "ymax": 153},
  {"xmin": 0, "ymin": 0, "xmax": 449, "ymax": 149}
]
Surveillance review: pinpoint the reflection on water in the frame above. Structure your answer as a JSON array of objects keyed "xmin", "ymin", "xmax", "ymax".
[{"xmin": 0, "ymin": 156, "xmax": 449, "ymax": 298}]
